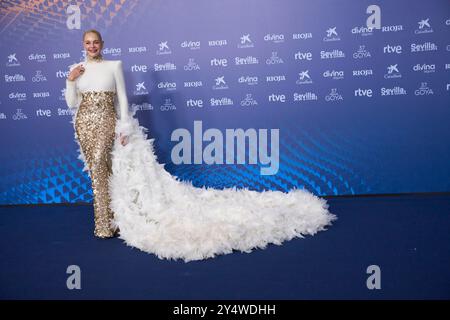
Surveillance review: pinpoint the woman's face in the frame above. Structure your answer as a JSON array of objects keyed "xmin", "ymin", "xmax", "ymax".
[{"xmin": 83, "ymin": 32, "xmax": 103, "ymax": 59}]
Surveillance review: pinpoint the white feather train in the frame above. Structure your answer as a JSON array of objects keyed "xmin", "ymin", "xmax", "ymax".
[{"xmin": 108, "ymin": 117, "xmax": 336, "ymax": 262}]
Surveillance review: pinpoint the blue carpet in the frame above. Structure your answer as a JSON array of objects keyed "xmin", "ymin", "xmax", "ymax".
[{"xmin": 0, "ymin": 194, "xmax": 449, "ymax": 299}]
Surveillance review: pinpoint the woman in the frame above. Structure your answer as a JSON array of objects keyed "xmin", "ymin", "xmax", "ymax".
[
  {"xmin": 66, "ymin": 30, "xmax": 336, "ymax": 261},
  {"xmin": 65, "ymin": 29, "xmax": 132, "ymax": 238}
]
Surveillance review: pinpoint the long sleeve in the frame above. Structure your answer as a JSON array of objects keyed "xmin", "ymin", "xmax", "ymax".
[
  {"xmin": 65, "ymin": 65, "xmax": 81, "ymax": 110},
  {"xmin": 113, "ymin": 60, "xmax": 133, "ymax": 135}
]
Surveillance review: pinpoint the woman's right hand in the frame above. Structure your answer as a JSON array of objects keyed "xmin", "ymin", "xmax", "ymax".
[{"xmin": 67, "ymin": 65, "xmax": 85, "ymax": 81}]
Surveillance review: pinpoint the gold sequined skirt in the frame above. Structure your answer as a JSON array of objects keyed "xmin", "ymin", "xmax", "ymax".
[{"xmin": 75, "ymin": 91, "xmax": 118, "ymax": 238}]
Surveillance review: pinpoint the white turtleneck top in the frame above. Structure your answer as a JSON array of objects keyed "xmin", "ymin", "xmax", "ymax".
[{"xmin": 65, "ymin": 59, "xmax": 131, "ymax": 129}]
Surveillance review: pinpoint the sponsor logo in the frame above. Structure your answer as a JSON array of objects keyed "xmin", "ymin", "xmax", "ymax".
[
  {"xmin": 102, "ymin": 47, "xmax": 121, "ymax": 56},
  {"xmin": 323, "ymin": 27, "xmax": 340, "ymax": 41},
  {"xmin": 415, "ymin": 18, "xmax": 433, "ymax": 34},
  {"xmin": 296, "ymin": 71, "xmax": 313, "ymax": 85},
  {"xmin": 33, "ymin": 92, "xmax": 50, "ymax": 98},
  {"xmin": 184, "ymin": 58, "xmax": 200, "ymax": 71},
  {"xmin": 266, "ymin": 75, "xmax": 286, "ymax": 82},
  {"xmin": 238, "ymin": 76, "xmax": 258, "ymax": 86},
  {"xmin": 133, "ymin": 82, "xmax": 149, "ymax": 96},
  {"xmin": 382, "ymin": 25, "xmax": 404, "ymax": 32},
  {"xmin": 354, "ymin": 88, "xmax": 373, "ymax": 97},
  {"xmin": 12, "ymin": 109, "xmax": 27, "ymax": 120},
  {"xmin": 268, "ymin": 94, "xmax": 286, "ymax": 103},
  {"xmin": 353, "ymin": 69, "xmax": 373, "ymax": 77},
  {"xmin": 181, "ymin": 40, "xmax": 201, "ymax": 50},
  {"xmin": 131, "ymin": 64, "xmax": 148, "ymax": 72},
  {"xmin": 157, "ymin": 82, "xmax": 177, "ymax": 91},
  {"xmin": 53, "ymin": 52, "xmax": 70, "ymax": 59},
  {"xmin": 294, "ymin": 92, "xmax": 318, "ymax": 101},
  {"xmin": 28, "ymin": 53, "xmax": 47, "ymax": 62},
  {"xmin": 210, "ymin": 97, "xmax": 234, "ymax": 106},
  {"xmin": 446, "ymin": 63, "xmax": 450, "ymax": 70},
  {"xmin": 240, "ymin": 94, "xmax": 258, "ymax": 107},
  {"xmin": 160, "ymin": 98, "xmax": 176, "ymax": 111},
  {"xmin": 211, "ymin": 58, "xmax": 228, "ymax": 67},
  {"xmin": 6, "ymin": 53, "xmax": 20, "ymax": 67},
  {"xmin": 186, "ymin": 99, "xmax": 204, "ymax": 108},
  {"xmin": 212, "ymin": 76, "xmax": 229, "ymax": 90},
  {"xmin": 132, "ymin": 102, "xmax": 154, "ymax": 111},
  {"xmin": 154, "ymin": 62, "xmax": 176, "ymax": 71},
  {"xmin": 384, "ymin": 64, "xmax": 402, "ymax": 79},
  {"xmin": 323, "ymin": 70, "xmax": 344, "ymax": 80},
  {"xmin": 238, "ymin": 34, "xmax": 254, "ymax": 48},
  {"xmin": 294, "ymin": 51, "xmax": 313, "ymax": 61},
  {"xmin": 411, "ymin": 42, "xmax": 438, "ymax": 52},
  {"xmin": 320, "ymin": 50, "xmax": 345, "ymax": 59},
  {"xmin": 353, "ymin": 45, "xmax": 371, "ymax": 59},
  {"xmin": 0, "ymin": 112, "xmax": 7, "ymax": 120},
  {"xmin": 381, "ymin": 86, "xmax": 407, "ymax": 96},
  {"xmin": 57, "ymin": 107, "xmax": 76, "ymax": 116},
  {"xmin": 32, "ymin": 70, "xmax": 47, "ymax": 82},
  {"xmin": 59, "ymin": 89, "xmax": 66, "ymax": 101},
  {"xmin": 36, "ymin": 109, "xmax": 52, "ymax": 117},
  {"xmin": 128, "ymin": 46, "xmax": 147, "ymax": 53},
  {"xmin": 9, "ymin": 92, "xmax": 27, "ymax": 101},
  {"xmin": 4, "ymin": 74, "xmax": 26, "ymax": 82},
  {"xmin": 56, "ymin": 70, "xmax": 70, "ymax": 78},
  {"xmin": 325, "ymin": 88, "xmax": 343, "ymax": 101},
  {"xmin": 446, "ymin": 19, "xmax": 450, "ymax": 26},
  {"xmin": 351, "ymin": 26, "xmax": 374, "ymax": 36},
  {"xmin": 235, "ymin": 56, "xmax": 259, "ymax": 65},
  {"xmin": 264, "ymin": 34, "xmax": 285, "ymax": 43},
  {"xmin": 292, "ymin": 32, "xmax": 312, "ymax": 40},
  {"xmin": 413, "ymin": 63, "xmax": 435, "ymax": 73},
  {"xmin": 208, "ymin": 40, "xmax": 227, "ymax": 47},
  {"xmin": 383, "ymin": 44, "xmax": 402, "ymax": 54},
  {"xmin": 266, "ymin": 52, "xmax": 284, "ymax": 65},
  {"xmin": 414, "ymin": 82, "xmax": 433, "ymax": 96},
  {"xmin": 184, "ymin": 81, "xmax": 203, "ymax": 88},
  {"xmin": 157, "ymin": 41, "xmax": 172, "ymax": 55}
]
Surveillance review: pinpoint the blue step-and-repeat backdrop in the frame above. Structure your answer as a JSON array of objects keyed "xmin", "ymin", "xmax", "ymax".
[{"xmin": 0, "ymin": 0, "xmax": 449, "ymax": 204}]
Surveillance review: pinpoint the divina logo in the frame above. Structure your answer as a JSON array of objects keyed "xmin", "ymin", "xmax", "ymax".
[
  {"xmin": 9, "ymin": 92, "xmax": 26, "ymax": 101},
  {"xmin": 102, "ymin": 48, "xmax": 121, "ymax": 56},
  {"xmin": 28, "ymin": 53, "xmax": 46, "ymax": 62},
  {"xmin": 181, "ymin": 41, "xmax": 201, "ymax": 50},
  {"xmin": 413, "ymin": 63, "xmax": 435, "ymax": 73},
  {"xmin": 170, "ymin": 121, "xmax": 280, "ymax": 175},
  {"xmin": 323, "ymin": 70, "xmax": 344, "ymax": 80},
  {"xmin": 238, "ymin": 76, "xmax": 258, "ymax": 86},
  {"xmin": 157, "ymin": 82, "xmax": 177, "ymax": 91},
  {"xmin": 264, "ymin": 34, "xmax": 285, "ymax": 43},
  {"xmin": 351, "ymin": 26, "xmax": 374, "ymax": 36}
]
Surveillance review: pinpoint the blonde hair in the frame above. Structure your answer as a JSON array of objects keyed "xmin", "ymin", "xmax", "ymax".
[{"xmin": 83, "ymin": 29, "xmax": 103, "ymax": 42}]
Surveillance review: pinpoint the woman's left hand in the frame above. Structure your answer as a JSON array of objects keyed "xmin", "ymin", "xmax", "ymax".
[{"xmin": 119, "ymin": 132, "xmax": 128, "ymax": 146}]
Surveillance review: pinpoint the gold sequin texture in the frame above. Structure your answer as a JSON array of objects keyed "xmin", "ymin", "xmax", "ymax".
[{"xmin": 75, "ymin": 91, "xmax": 117, "ymax": 238}]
